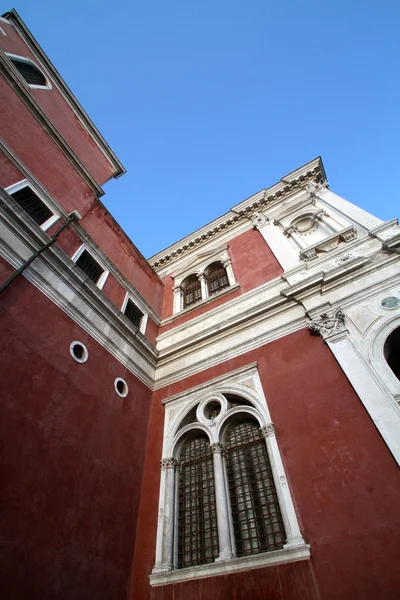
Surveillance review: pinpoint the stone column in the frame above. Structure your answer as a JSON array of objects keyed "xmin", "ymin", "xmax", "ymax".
[
  {"xmin": 223, "ymin": 258, "xmax": 235, "ymax": 287},
  {"xmin": 308, "ymin": 308, "xmax": 400, "ymax": 464},
  {"xmin": 260, "ymin": 424, "xmax": 305, "ymax": 548},
  {"xmin": 153, "ymin": 457, "xmax": 178, "ymax": 572},
  {"xmin": 317, "ymin": 211, "xmax": 342, "ymax": 233},
  {"xmin": 173, "ymin": 285, "xmax": 182, "ymax": 313},
  {"xmin": 284, "ymin": 226, "xmax": 308, "ymax": 250},
  {"xmin": 210, "ymin": 443, "xmax": 234, "ymax": 561},
  {"xmin": 198, "ymin": 273, "xmax": 208, "ymax": 301}
]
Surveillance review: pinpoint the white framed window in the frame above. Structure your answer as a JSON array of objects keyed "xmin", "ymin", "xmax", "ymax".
[
  {"xmin": 173, "ymin": 249, "xmax": 236, "ymax": 314},
  {"xmin": 72, "ymin": 244, "xmax": 109, "ymax": 290},
  {"xmin": 5, "ymin": 180, "xmax": 59, "ymax": 231},
  {"xmin": 150, "ymin": 366, "xmax": 309, "ymax": 586},
  {"xmin": 121, "ymin": 292, "xmax": 148, "ymax": 335},
  {"xmin": 6, "ymin": 52, "xmax": 52, "ymax": 90}
]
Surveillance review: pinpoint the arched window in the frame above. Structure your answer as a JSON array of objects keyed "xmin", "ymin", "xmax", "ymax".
[
  {"xmin": 205, "ymin": 261, "xmax": 229, "ymax": 296},
  {"xmin": 8, "ymin": 54, "xmax": 49, "ymax": 88},
  {"xmin": 384, "ymin": 326, "xmax": 400, "ymax": 381},
  {"xmin": 177, "ymin": 435, "xmax": 218, "ymax": 568},
  {"xmin": 225, "ymin": 419, "xmax": 285, "ymax": 557},
  {"xmin": 181, "ymin": 274, "xmax": 202, "ymax": 309}
]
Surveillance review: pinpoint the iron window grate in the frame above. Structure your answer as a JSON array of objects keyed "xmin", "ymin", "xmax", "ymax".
[
  {"xmin": 10, "ymin": 186, "xmax": 53, "ymax": 226},
  {"xmin": 75, "ymin": 250, "xmax": 104, "ymax": 285},
  {"xmin": 124, "ymin": 299, "xmax": 144, "ymax": 329},
  {"xmin": 225, "ymin": 420, "xmax": 285, "ymax": 557},
  {"xmin": 10, "ymin": 58, "xmax": 47, "ymax": 86},
  {"xmin": 177, "ymin": 436, "xmax": 218, "ymax": 568},
  {"xmin": 182, "ymin": 276, "xmax": 202, "ymax": 309},
  {"xmin": 206, "ymin": 264, "xmax": 229, "ymax": 296}
]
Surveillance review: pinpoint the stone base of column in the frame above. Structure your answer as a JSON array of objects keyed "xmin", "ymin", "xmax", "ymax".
[
  {"xmin": 215, "ymin": 551, "xmax": 235, "ymax": 562},
  {"xmin": 284, "ymin": 535, "xmax": 306, "ymax": 549},
  {"xmin": 152, "ymin": 563, "xmax": 173, "ymax": 574}
]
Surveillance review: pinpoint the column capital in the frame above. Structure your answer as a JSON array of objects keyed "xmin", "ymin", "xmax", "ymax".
[
  {"xmin": 172, "ymin": 285, "xmax": 182, "ymax": 292},
  {"xmin": 307, "ymin": 307, "xmax": 347, "ymax": 341},
  {"xmin": 160, "ymin": 457, "xmax": 179, "ymax": 470},
  {"xmin": 210, "ymin": 442, "xmax": 224, "ymax": 454},
  {"xmin": 198, "ymin": 272, "xmax": 206, "ymax": 281},
  {"xmin": 260, "ymin": 423, "xmax": 275, "ymax": 438},
  {"xmin": 250, "ymin": 212, "xmax": 268, "ymax": 229}
]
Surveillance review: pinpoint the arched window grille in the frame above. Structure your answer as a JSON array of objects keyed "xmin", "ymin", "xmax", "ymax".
[
  {"xmin": 225, "ymin": 419, "xmax": 285, "ymax": 557},
  {"xmin": 181, "ymin": 274, "xmax": 202, "ymax": 309},
  {"xmin": 177, "ymin": 435, "xmax": 218, "ymax": 568},
  {"xmin": 384, "ymin": 326, "xmax": 400, "ymax": 381},
  {"xmin": 205, "ymin": 261, "xmax": 229, "ymax": 296}
]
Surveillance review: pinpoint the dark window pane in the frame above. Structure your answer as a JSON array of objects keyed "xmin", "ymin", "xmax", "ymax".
[
  {"xmin": 10, "ymin": 186, "xmax": 52, "ymax": 226},
  {"xmin": 206, "ymin": 262, "xmax": 229, "ymax": 296},
  {"xmin": 75, "ymin": 250, "xmax": 104, "ymax": 285},
  {"xmin": 124, "ymin": 299, "xmax": 144, "ymax": 328},
  {"xmin": 225, "ymin": 420, "xmax": 285, "ymax": 557},
  {"xmin": 177, "ymin": 436, "xmax": 218, "ymax": 568},
  {"xmin": 182, "ymin": 275, "xmax": 202, "ymax": 309},
  {"xmin": 11, "ymin": 58, "xmax": 47, "ymax": 86}
]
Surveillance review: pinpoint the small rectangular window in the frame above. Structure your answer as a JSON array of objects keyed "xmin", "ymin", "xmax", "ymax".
[
  {"xmin": 75, "ymin": 250, "xmax": 104, "ymax": 285},
  {"xmin": 124, "ymin": 299, "xmax": 144, "ymax": 329},
  {"xmin": 10, "ymin": 186, "xmax": 53, "ymax": 226}
]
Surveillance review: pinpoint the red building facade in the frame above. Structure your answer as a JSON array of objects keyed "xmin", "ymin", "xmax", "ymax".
[{"xmin": 1, "ymin": 10, "xmax": 400, "ymax": 600}]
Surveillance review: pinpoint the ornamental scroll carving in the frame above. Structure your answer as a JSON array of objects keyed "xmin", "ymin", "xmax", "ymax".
[
  {"xmin": 307, "ymin": 308, "xmax": 346, "ymax": 340},
  {"xmin": 251, "ymin": 212, "xmax": 268, "ymax": 229},
  {"xmin": 160, "ymin": 457, "xmax": 179, "ymax": 470},
  {"xmin": 210, "ymin": 442, "xmax": 224, "ymax": 454}
]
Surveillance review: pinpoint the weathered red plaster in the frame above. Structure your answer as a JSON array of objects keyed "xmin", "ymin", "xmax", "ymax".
[
  {"xmin": 130, "ymin": 329, "xmax": 400, "ymax": 600},
  {"xmin": 0, "ymin": 275, "xmax": 153, "ymax": 600},
  {"xmin": 0, "ymin": 151, "xmax": 24, "ymax": 188}
]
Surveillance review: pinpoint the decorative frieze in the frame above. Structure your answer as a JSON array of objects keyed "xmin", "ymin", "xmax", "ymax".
[{"xmin": 307, "ymin": 308, "xmax": 346, "ymax": 340}]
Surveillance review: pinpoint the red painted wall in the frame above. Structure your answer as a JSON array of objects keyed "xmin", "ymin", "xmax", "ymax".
[
  {"xmin": 0, "ymin": 268, "xmax": 153, "ymax": 600},
  {"xmin": 130, "ymin": 329, "xmax": 400, "ymax": 600},
  {"xmin": 0, "ymin": 19, "xmax": 116, "ymax": 185}
]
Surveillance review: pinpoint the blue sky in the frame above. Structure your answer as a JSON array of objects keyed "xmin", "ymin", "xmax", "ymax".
[{"xmin": 3, "ymin": 1, "xmax": 400, "ymax": 257}]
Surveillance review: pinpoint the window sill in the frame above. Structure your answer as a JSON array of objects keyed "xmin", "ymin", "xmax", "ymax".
[
  {"xmin": 149, "ymin": 543, "xmax": 310, "ymax": 587},
  {"xmin": 163, "ymin": 282, "xmax": 241, "ymax": 326}
]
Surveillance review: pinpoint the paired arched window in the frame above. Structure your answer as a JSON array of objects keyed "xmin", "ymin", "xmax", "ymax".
[
  {"xmin": 179, "ymin": 261, "xmax": 231, "ymax": 311},
  {"xmin": 384, "ymin": 326, "xmax": 400, "ymax": 381}
]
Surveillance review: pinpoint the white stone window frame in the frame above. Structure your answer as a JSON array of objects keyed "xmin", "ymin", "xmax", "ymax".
[
  {"xmin": 71, "ymin": 244, "xmax": 109, "ymax": 290},
  {"xmin": 172, "ymin": 248, "xmax": 236, "ymax": 314},
  {"xmin": 6, "ymin": 52, "xmax": 52, "ymax": 91},
  {"xmin": 150, "ymin": 365, "xmax": 309, "ymax": 586},
  {"xmin": 368, "ymin": 314, "xmax": 400, "ymax": 403},
  {"xmin": 121, "ymin": 292, "xmax": 148, "ymax": 335},
  {"xmin": 5, "ymin": 179, "xmax": 60, "ymax": 232}
]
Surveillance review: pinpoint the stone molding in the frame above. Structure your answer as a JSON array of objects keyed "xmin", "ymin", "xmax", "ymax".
[
  {"xmin": 160, "ymin": 458, "xmax": 179, "ymax": 470},
  {"xmin": 260, "ymin": 423, "xmax": 275, "ymax": 438}
]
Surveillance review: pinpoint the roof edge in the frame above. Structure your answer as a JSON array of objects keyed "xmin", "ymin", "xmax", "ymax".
[{"xmin": 3, "ymin": 8, "xmax": 126, "ymax": 179}]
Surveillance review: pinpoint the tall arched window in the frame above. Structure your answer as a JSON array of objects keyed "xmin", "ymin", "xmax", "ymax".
[
  {"xmin": 225, "ymin": 419, "xmax": 285, "ymax": 557},
  {"xmin": 384, "ymin": 326, "xmax": 400, "ymax": 381},
  {"xmin": 205, "ymin": 261, "xmax": 229, "ymax": 296},
  {"xmin": 181, "ymin": 274, "xmax": 202, "ymax": 309},
  {"xmin": 177, "ymin": 435, "xmax": 218, "ymax": 568}
]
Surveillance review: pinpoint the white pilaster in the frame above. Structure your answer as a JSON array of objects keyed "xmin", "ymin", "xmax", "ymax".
[
  {"xmin": 260, "ymin": 424, "xmax": 305, "ymax": 547},
  {"xmin": 257, "ymin": 221, "xmax": 299, "ymax": 271},
  {"xmin": 199, "ymin": 273, "xmax": 209, "ymax": 301},
  {"xmin": 308, "ymin": 309, "xmax": 400, "ymax": 465},
  {"xmin": 153, "ymin": 457, "xmax": 178, "ymax": 572},
  {"xmin": 223, "ymin": 258, "xmax": 236, "ymax": 286},
  {"xmin": 173, "ymin": 285, "xmax": 182, "ymax": 313},
  {"xmin": 210, "ymin": 443, "xmax": 234, "ymax": 561}
]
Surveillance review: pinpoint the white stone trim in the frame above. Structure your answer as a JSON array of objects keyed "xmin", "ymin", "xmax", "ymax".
[
  {"xmin": 5, "ymin": 52, "xmax": 52, "ymax": 90},
  {"xmin": 69, "ymin": 340, "xmax": 88, "ymax": 363},
  {"xmin": 5, "ymin": 179, "xmax": 60, "ymax": 231},
  {"xmin": 150, "ymin": 543, "xmax": 310, "ymax": 586},
  {"xmin": 71, "ymin": 244, "xmax": 109, "ymax": 290},
  {"xmin": 152, "ymin": 365, "xmax": 307, "ymax": 582},
  {"xmin": 114, "ymin": 377, "xmax": 129, "ymax": 398},
  {"xmin": 121, "ymin": 292, "xmax": 148, "ymax": 335}
]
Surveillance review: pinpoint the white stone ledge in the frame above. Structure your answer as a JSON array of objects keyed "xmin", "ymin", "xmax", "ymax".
[{"xmin": 149, "ymin": 543, "xmax": 310, "ymax": 587}]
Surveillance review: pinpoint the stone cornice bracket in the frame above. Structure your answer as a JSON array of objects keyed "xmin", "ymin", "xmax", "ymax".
[
  {"xmin": 210, "ymin": 442, "xmax": 225, "ymax": 454},
  {"xmin": 160, "ymin": 457, "xmax": 179, "ymax": 470},
  {"xmin": 307, "ymin": 307, "xmax": 347, "ymax": 341},
  {"xmin": 260, "ymin": 423, "xmax": 275, "ymax": 438}
]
